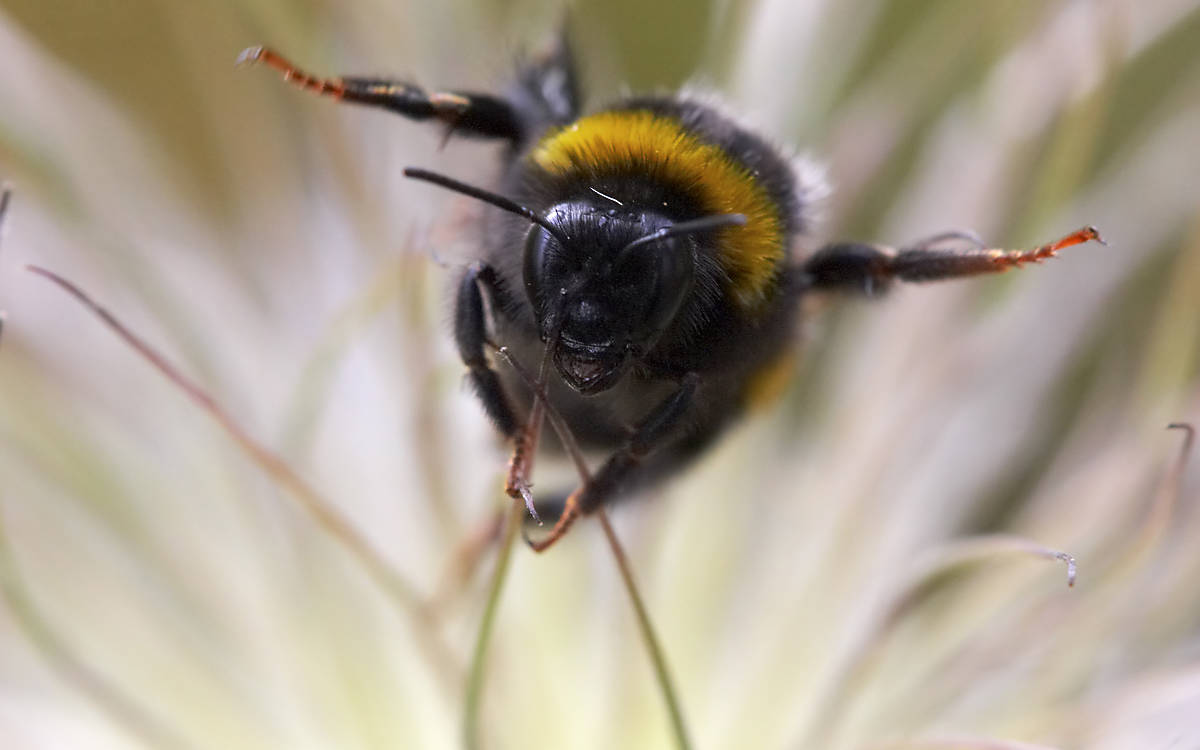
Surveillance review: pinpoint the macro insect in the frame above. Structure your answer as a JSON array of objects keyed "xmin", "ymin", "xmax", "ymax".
[{"xmin": 238, "ymin": 35, "xmax": 1102, "ymax": 551}]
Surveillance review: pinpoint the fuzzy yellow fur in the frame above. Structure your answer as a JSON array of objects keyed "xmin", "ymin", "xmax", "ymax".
[{"xmin": 530, "ymin": 110, "xmax": 785, "ymax": 310}]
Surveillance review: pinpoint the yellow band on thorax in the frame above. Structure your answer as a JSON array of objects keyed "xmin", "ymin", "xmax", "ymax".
[{"xmin": 530, "ymin": 110, "xmax": 785, "ymax": 310}]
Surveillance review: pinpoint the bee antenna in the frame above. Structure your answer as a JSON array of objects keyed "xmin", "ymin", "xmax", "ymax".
[
  {"xmin": 403, "ymin": 167, "xmax": 571, "ymax": 246},
  {"xmin": 620, "ymin": 212, "xmax": 746, "ymax": 256}
]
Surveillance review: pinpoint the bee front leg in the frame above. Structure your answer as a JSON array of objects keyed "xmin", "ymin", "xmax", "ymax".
[
  {"xmin": 455, "ymin": 262, "xmax": 554, "ymax": 524},
  {"xmin": 529, "ymin": 373, "xmax": 701, "ymax": 553},
  {"xmin": 454, "ymin": 262, "xmax": 521, "ymax": 439}
]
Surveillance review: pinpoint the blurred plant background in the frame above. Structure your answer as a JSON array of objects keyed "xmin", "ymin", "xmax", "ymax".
[{"xmin": 1, "ymin": 0, "xmax": 1199, "ymax": 748}]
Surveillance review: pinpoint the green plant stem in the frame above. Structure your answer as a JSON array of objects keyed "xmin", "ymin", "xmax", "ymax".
[
  {"xmin": 492, "ymin": 343, "xmax": 692, "ymax": 748},
  {"xmin": 598, "ymin": 510, "xmax": 693, "ymax": 750},
  {"xmin": 464, "ymin": 499, "xmax": 524, "ymax": 750}
]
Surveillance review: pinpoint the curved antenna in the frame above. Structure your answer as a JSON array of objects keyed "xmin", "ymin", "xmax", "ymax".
[
  {"xmin": 403, "ymin": 168, "xmax": 570, "ymax": 246},
  {"xmin": 619, "ymin": 213, "xmax": 746, "ymax": 257}
]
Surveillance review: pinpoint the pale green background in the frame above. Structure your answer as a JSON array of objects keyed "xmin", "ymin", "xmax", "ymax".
[{"xmin": 1, "ymin": 1, "xmax": 1198, "ymax": 749}]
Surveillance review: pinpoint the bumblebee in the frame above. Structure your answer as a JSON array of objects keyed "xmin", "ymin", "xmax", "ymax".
[{"xmin": 239, "ymin": 37, "xmax": 1101, "ymax": 550}]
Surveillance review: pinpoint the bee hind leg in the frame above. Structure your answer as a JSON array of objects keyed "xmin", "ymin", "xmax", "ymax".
[{"xmin": 796, "ymin": 226, "xmax": 1104, "ymax": 296}]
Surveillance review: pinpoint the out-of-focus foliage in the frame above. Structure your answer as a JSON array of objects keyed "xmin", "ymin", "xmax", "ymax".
[{"xmin": 1, "ymin": 1, "xmax": 1198, "ymax": 748}]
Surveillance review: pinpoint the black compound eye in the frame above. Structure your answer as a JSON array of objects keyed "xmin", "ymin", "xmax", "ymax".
[
  {"xmin": 621, "ymin": 237, "xmax": 695, "ymax": 340},
  {"xmin": 523, "ymin": 226, "xmax": 570, "ymax": 318}
]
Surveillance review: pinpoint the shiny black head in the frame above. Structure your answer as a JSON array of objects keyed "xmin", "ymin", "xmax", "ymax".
[
  {"xmin": 403, "ymin": 167, "xmax": 742, "ymax": 395},
  {"xmin": 522, "ymin": 201, "xmax": 704, "ymax": 393}
]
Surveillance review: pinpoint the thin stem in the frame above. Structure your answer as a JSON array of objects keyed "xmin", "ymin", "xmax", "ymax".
[
  {"xmin": 1140, "ymin": 423, "xmax": 1195, "ymax": 549},
  {"xmin": 464, "ymin": 499, "xmax": 524, "ymax": 750},
  {"xmin": 26, "ymin": 265, "xmax": 462, "ymax": 691},
  {"xmin": 867, "ymin": 737, "xmax": 1064, "ymax": 750},
  {"xmin": 597, "ymin": 510, "xmax": 693, "ymax": 750},
  {"xmin": 0, "ymin": 185, "xmax": 10, "ymax": 343},
  {"xmin": 802, "ymin": 533, "xmax": 1078, "ymax": 747},
  {"xmin": 0, "ymin": 184, "xmax": 11, "ymax": 241},
  {"xmin": 494, "ymin": 343, "xmax": 693, "ymax": 748}
]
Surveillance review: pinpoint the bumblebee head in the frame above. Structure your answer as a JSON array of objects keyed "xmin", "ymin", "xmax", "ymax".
[
  {"xmin": 523, "ymin": 201, "xmax": 718, "ymax": 393},
  {"xmin": 404, "ymin": 168, "xmax": 743, "ymax": 395}
]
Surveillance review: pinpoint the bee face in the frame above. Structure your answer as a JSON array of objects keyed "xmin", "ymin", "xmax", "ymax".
[{"xmin": 523, "ymin": 200, "xmax": 696, "ymax": 395}]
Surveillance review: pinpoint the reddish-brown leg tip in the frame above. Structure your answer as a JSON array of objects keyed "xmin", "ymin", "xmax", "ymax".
[
  {"xmin": 525, "ymin": 496, "xmax": 581, "ymax": 553},
  {"xmin": 1051, "ymin": 225, "xmax": 1107, "ymax": 252}
]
